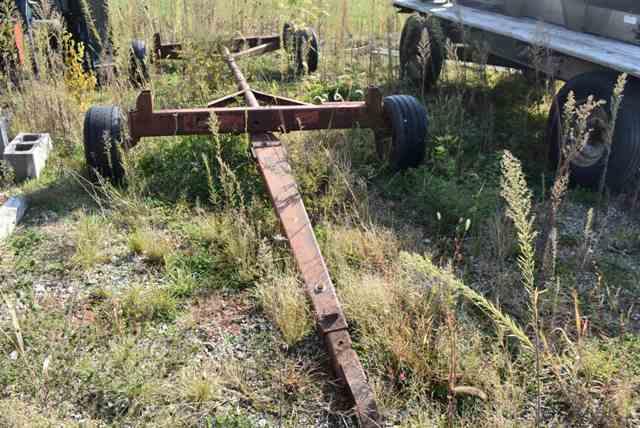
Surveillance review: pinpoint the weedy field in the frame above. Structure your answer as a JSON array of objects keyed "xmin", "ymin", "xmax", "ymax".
[{"xmin": 1, "ymin": 0, "xmax": 639, "ymax": 427}]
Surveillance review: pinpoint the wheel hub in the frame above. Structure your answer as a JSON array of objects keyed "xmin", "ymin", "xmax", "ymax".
[{"xmin": 569, "ymin": 106, "xmax": 610, "ymax": 168}]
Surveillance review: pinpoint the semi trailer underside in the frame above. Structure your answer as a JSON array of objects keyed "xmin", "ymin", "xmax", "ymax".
[{"xmin": 393, "ymin": 0, "xmax": 640, "ymax": 81}]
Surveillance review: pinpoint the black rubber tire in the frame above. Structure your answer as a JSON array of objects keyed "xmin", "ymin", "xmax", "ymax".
[
  {"xmin": 379, "ymin": 95, "xmax": 429, "ymax": 170},
  {"xmin": 283, "ymin": 22, "xmax": 295, "ymax": 52},
  {"xmin": 399, "ymin": 14, "xmax": 445, "ymax": 91},
  {"xmin": 129, "ymin": 39, "xmax": 149, "ymax": 87},
  {"xmin": 306, "ymin": 29, "xmax": 319, "ymax": 73},
  {"xmin": 546, "ymin": 72, "xmax": 640, "ymax": 192},
  {"xmin": 83, "ymin": 105, "xmax": 125, "ymax": 184},
  {"xmin": 294, "ymin": 28, "xmax": 320, "ymax": 74}
]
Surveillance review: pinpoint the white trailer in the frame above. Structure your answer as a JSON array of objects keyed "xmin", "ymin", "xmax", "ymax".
[{"xmin": 393, "ymin": 0, "xmax": 640, "ymax": 192}]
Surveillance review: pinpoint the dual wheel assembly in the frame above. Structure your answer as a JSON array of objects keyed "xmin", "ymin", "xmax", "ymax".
[
  {"xmin": 282, "ymin": 23, "xmax": 320, "ymax": 74},
  {"xmin": 400, "ymin": 13, "xmax": 640, "ymax": 193}
]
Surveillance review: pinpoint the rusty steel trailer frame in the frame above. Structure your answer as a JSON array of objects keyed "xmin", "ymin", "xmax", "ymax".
[
  {"xmin": 126, "ymin": 47, "xmax": 382, "ymax": 425},
  {"xmin": 86, "ymin": 25, "xmax": 427, "ymax": 424},
  {"xmin": 151, "ymin": 24, "xmax": 319, "ymax": 75},
  {"xmin": 153, "ymin": 32, "xmax": 283, "ymax": 61}
]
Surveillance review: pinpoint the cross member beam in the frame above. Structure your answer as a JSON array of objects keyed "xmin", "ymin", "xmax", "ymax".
[{"xmin": 128, "ymin": 91, "xmax": 387, "ymax": 146}]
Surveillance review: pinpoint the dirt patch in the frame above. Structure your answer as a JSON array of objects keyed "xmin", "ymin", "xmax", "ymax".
[
  {"xmin": 71, "ymin": 305, "xmax": 97, "ymax": 328},
  {"xmin": 189, "ymin": 293, "xmax": 253, "ymax": 337}
]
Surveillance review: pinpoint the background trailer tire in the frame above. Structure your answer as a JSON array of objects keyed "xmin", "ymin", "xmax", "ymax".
[
  {"xmin": 129, "ymin": 39, "xmax": 149, "ymax": 87},
  {"xmin": 83, "ymin": 105, "xmax": 125, "ymax": 183},
  {"xmin": 399, "ymin": 14, "xmax": 445, "ymax": 91},
  {"xmin": 294, "ymin": 28, "xmax": 320, "ymax": 74},
  {"xmin": 546, "ymin": 72, "xmax": 640, "ymax": 192}
]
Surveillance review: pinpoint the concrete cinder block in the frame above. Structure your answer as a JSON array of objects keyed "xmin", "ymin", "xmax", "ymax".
[
  {"xmin": 0, "ymin": 196, "xmax": 28, "ymax": 241},
  {"xmin": 3, "ymin": 133, "xmax": 52, "ymax": 181}
]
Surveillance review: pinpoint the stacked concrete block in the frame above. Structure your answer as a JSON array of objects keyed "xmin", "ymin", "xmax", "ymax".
[{"xmin": 3, "ymin": 133, "xmax": 52, "ymax": 181}]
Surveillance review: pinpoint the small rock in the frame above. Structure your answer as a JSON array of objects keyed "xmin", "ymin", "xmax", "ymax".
[{"xmin": 9, "ymin": 351, "xmax": 18, "ymax": 360}]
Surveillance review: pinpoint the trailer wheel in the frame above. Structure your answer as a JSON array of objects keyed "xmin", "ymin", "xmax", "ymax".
[
  {"xmin": 283, "ymin": 22, "xmax": 295, "ymax": 51},
  {"xmin": 84, "ymin": 106, "xmax": 125, "ymax": 184},
  {"xmin": 129, "ymin": 39, "xmax": 149, "ymax": 87},
  {"xmin": 377, "ymin": 95, "xmax": 429, "ymax": 170},
  {"xmin": 400, "ymin": 14, "xmax": 444, "ymax": 91},
  {"xmin": 547, "ymin": 72, "xmax": 640, "ymax": 192},
  {"xmin": 294, "ymin": 28, "xmax": 319, "ymax": 74}
]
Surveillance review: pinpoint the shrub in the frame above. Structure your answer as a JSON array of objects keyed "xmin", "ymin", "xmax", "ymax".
[
  {"xmin": 135, "ymin": 135, "xmax": 263, "ymax": 206},
  {"xmin": 0, "ymin": 160, "xmax": 15, "ymax": 189},
  {"xmin": 118, "ymin": 286, "xmax": 178, "ymax": 325}
]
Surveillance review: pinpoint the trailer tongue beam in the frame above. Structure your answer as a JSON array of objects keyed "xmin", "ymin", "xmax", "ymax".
[{"xmin": 218, "ymin": 47, "xmax": 380, "ymax": 427}]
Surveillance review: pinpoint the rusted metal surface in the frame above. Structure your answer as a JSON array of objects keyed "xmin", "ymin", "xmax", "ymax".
[
  {"xmin": 13, "ymin": 21, "xmax": 26, "ymax": 65},
  {"xmin": 252, "ymin": 138, "xmax": 379, "ymax": 426},
  {"xmin": 206, "ymin": 90, "xmax": 247, "ymax": 108},
  {"xmin": 206, "ymin": 90, "xmax": 311, "ymax": 108},
  {"xmin": 153, "ymin": 32, "xmax": 281, "ymax": 61},
  {"xmin": 223, "ymin": 47, "xmax": 259, "ymax": 107},
  {"xmin": 251, "ymin": 90, "xmax": 312, "ymax": 106},
  {"xmin": 230, "ymin": 35, "xmax": 281, "ymax": 52},
  {"xmin": 231, "ymin": 42, "xmax": 280, "ymax": 60},
  {"xmin": 128, "ymin": 92, "xmax": 377, "ymax": 143}
]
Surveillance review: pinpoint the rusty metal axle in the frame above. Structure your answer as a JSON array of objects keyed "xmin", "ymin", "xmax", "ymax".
[{"xmin": 128, "ymin": 92, "xmax": 385, "ymax": 146}]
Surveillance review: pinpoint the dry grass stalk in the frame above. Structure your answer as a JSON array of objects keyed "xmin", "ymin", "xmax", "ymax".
[
  {"xmin": 598, "ymin": 73, "xmax": 628, "ymax": 199},
  {"xmin": 500, "ymin": 150, "xmax": 542, "ymax": 425},
  {"xmin": 255, "ymin": 274, "xmax": 311, "ymax": 346},
  {"xmin": 128, "ymin": 228, "xmax": 173, "ymax": 265}
]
